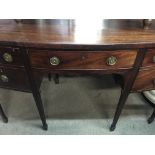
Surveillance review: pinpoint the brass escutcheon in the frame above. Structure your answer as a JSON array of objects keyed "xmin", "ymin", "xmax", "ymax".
[
  {"xmin": 50, "ymin": 56, "xmax": 60, "ymax": 66},
  {"xmin": 106, "ymin": 56, "xmax": 117, "ymax": 66},
  {"xmin": 3, "ymin": 53, "xmax": 13, "ymax": 63}
]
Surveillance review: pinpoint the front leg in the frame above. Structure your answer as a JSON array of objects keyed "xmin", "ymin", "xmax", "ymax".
[
  {"xmin": 22, "ymin": 48, "xmax": 48, "ymax": 130},
  {"xmin": 110, "ymin": 88, "xmax": 130, "ymax": 131},
  {"xmin": 110, "ymin": 49, "xmax": 146, "ymax": 131}
]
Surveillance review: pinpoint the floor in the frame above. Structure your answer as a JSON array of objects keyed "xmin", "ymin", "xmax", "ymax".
[{"xmin": 0, "ymin": 75, "xmax": 154, "ymax": 135}]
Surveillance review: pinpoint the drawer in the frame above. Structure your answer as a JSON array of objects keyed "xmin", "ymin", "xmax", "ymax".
[
  {"xmin": 132, "ymin": 68, "xmax": 155, "ymax": 91},
  {"xmin": 0, "ymin": 47, "xmax": 24, "ymax": 66},
  {"xmin": 29, "ymin": 50, "xmax": 137, "ymax": 70},
  {"xmin": 0, "ymin": 67, "xmax": 30, "ymax": 91},
  {"xmin": 142, "ymin": 49, "xmax": 155, "ymax": 68}
]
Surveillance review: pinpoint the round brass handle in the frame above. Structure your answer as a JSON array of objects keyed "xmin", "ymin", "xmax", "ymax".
[
  {"xmin": 3, "ymin": 53, "xmax": 13, "ymax": 63},
  {"xmin": 106, "ymin": 56, "xmax": 117, "ymax": 66},
  {"xmin": 152, "ymin": 56, "xmax": 155, "ymax": 63},
  {"xmin": 50, "ymin": 56, "xmax": 60, "ymax": 66},
  {"xmin": 0, "ymin": 75, "xmax": 9, "ymax": 82}
]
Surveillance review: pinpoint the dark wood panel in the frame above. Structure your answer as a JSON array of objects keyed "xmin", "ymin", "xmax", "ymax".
[
  {"xmin": 132, "ymin": 68, "xmax": 155, "ymax": 91},
  {"xmin": 29, "ymin": 50, "xmax": 137, "ymax": 70}
]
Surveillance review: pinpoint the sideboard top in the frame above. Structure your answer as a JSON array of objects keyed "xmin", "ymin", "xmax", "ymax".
[{"xmin": 0, "ymin": 19, "xmax": 155, "ymax": 49}]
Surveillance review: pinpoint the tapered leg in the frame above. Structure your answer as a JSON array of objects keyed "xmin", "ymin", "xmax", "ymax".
[
  {"xmin": 22, "ymin": 49, "xmax": 48, "ymax": 130},
  {"xmin": 48, "ymin": 73, "xmax": 59, "ymax": 84},
  {"xmin": 29, "ymin": 75, "xmax": 48, "ymax": 130},
  {"xmin": 53, "ymin": 74, "xmax": 59, "ymax": 84},
  {"xmin": 31, "ymin": 88, "xmax": 48, "ymax": 130},
  {"xmin": 148, "ymin": 109, "xmax": 155, "ymax": 124},
  {"xmin": 110, "ymin": 90, "xmax": 130, "ymax": 131},
  {"xmin": 0, "ymin": 104, "xmax": 8, "ymax": 123},
  {"xmin": 48, "ymin": 73, "xmax": 52, "ymax": 81},
  {"xmin": 110, "ymin": 49, "xmax": 146, "ymax": 131}
]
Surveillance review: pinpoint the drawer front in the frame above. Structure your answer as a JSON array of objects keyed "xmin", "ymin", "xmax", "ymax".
[
  {"xmin": 132, "ymin": 68, "xmax": 155, "ymax": 91},
  {"xmin": 0, "ymin": 47, "xmax": 24, "ymax": 66},
  {"xmin": 29, "ymin": 50, "xmax": 137, "ymax": 70},
  {"xmin": 0, "ymin": 67, "xmax": 30, "ymax": 91},
  {"xmin": 142, "ymin": 49, "xmax": 155, "ymax": 68}
]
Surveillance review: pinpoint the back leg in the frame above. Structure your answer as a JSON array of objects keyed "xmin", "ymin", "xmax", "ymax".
[
  {"xmin": 0, "ymin": 104, "xmax": 8, "ymax": 123},
  {"xmin": 48, "ymin": 73, "xmax": 52, "ymax": 81},
  {"xmin": 53, "ymin": 74, "xmax": 59, "ymax": 84}
]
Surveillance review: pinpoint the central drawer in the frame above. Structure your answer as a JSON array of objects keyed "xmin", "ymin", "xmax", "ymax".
[{"xmin": 29, "ymin": 50, "xmax": 137, "ymax": 70}]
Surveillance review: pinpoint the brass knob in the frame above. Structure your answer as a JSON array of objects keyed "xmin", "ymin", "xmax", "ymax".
[
  {"xmin": 152, "ymin": 56, "xmax": 155, "ymax": 63},
  {"xmin": 3, "ymin": 53, "xmax": 13, "ymax": 63},
  {"xmin": 106, "ymin": 56, "xmax": 117, "ymax": 66},
  {"xmin": 0, "ymin": 75, "xmax": 9, "ymax": 82},
  {"xmin": 50, "ymin": 56, "xmax": 60, "ymax": 66}
]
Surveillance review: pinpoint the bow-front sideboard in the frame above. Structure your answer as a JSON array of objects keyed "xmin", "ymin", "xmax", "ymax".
[{"xmin": 0, "ymin": 19, "xmax": 155, "ymax": 131}]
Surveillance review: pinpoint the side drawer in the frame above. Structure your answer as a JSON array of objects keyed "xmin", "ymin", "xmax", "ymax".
[
  {"xmin": 0, "ymin": 67, "xmax": 30, "ymax": 91},
  {"xmin": 132, "ymin": 68, "xmax": 155, "ymax": 91},
  {"xmin": 0, "ymin": 46, "xmax": 24, "ymax": 66},
  {"xmin": 29, "ymin": 50, "xmax": 137, "ymax": 70},
  {"xmin": 142, "ymin": 49, "xmax": 155, "ymax": 68}
]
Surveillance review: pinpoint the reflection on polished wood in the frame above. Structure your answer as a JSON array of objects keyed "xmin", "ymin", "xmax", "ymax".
[{"xmin": 0, "ymin": 19, "xmax": 155, "ymax": 48}]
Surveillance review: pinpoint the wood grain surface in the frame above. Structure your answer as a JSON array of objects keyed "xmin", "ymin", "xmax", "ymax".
[
  {"xmin": 0, "ymin": 19, "xmax": 155, "ymax": 49},
  {"xmin": 133, "ymin": 67, "xmax": 155, "ymax": 91},
  {"xmin": 29, "ymin": 49, "xmax": 137, "ymax": 70}
]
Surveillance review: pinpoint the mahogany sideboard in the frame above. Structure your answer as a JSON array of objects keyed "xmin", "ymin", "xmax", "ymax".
[{"xmin": 0, "ymin": 19, "xmax": 155, "ymax": 131}]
